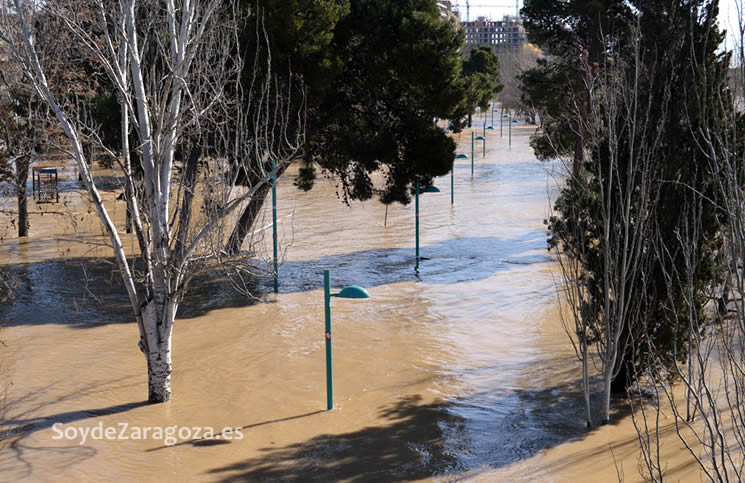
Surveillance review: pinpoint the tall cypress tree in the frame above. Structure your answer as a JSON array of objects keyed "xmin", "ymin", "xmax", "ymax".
[
  {"xmin": 528, "ymin": 0, "xmax": 734, "ymax": 403},
  {"xmin": 629, "ymin": 0, "xmax": 731, "ymax": 389}
]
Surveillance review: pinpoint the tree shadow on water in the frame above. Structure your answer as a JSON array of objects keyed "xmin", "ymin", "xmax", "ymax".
[
  {"xmin": 206, "ymin": 395, "xmax": 463, "ymax": 482},
  {"xmin": 0, "ymin": 256, "xmax": 266, "ymax": 328},
  {"xmin": 275, "ymin": 233, "xmax": 551, "ymax": 295},
  {"xmin": 206, "ymin": 379, "xmax": 632, "ymax": 482},
  {"xmin": 0, "ymin": 234, "xmax": 552, "ymax": 328},
  {"xmin": 0, "ymin": 377, "xmax": 147, "ymax": 479}
]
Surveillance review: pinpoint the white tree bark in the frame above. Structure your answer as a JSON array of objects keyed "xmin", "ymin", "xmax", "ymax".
[
  {"xmin": 556, "ymin": 22, "xmax": 667, "ymax": 424},
  {"xmin": 634, "ymin": 2, "xmax": 745, "ymax": 477},
  {"xmin": 0, "ymin": 0, "xmax": 304, "ymax": 402}
]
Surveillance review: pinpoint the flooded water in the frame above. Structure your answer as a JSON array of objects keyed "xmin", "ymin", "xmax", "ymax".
[{"xmin": 0, "ymin": 125, "xmax": 700, "ymax": 481}]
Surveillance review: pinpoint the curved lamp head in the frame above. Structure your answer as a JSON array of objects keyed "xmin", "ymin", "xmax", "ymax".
[
  {"xmin": 421, "ymin": 185, "xmax": 440, "ymax": 193},
  {"xmin": 512, "ymin": 120, "xmax": 519, "ymax": 123},
  {"xmin": 503, "ymin": 114, "xmax": 509, "ymax": 118},
  {"xmin": 332, "ymin": 285, "xmax": 371, "ymax": 299},
  {"xmin": 486, "ymin": 126, "xmax": 494, "ymax": 130},
  {"xmin": 475, "ymin": 135, "xmax": 485, "ymax": 141},
  {"xmin": 455, "ymin": 153, "xmax": 469, "ymax": 159}
]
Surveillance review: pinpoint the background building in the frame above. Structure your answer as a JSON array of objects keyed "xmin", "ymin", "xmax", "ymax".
[{"xmin": 461, "ymin": 15, "xmax": 527, "ymax": 53}]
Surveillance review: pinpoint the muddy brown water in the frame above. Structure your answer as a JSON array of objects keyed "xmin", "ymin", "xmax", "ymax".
[{"xmin": 0, "ymin": 125, "xmax": 702, "ymax": 481}]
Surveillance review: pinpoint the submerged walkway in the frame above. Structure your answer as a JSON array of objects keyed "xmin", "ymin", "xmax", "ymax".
[{"xmin": 0, "ymin": 122, "xmax": 668, "ymax": 481}]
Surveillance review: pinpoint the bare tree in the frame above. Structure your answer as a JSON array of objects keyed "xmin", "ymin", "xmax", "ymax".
[
  {"xmin": 627, "ymin": 0, "xmax": 745, "ymax": 479},
  {"xmin": 498, "ymin": 44, "xmax": 541, "ymax": 122},
  {"xmin": 553, "ymin": 220, "xmax": 594, "ymax": 427},
  {"xmin": 550, "ymin": 20, "xmax": 671, "ymax": 425},
  {"xmin": 0, "ymin": 0, "xmax": 303, "ymax": 402},
  {"xmin": 0, "ymin": 37, "xmax": 47, "ymax": 238}
]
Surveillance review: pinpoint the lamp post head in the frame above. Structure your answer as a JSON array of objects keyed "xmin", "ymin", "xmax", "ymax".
[
  {"xmin": 421, "ymin": 185, "xmax": 440, "ymax": 193},
  {"xmin": 332, "ymin": 286, "xmax": 371, "ymax": 299},
  {"xmin": 475, "ymin": 136, "xmax": 485, "ymax": 141},
  {"xmin": 455, "ymin": 153, "xmax": 469, "ymax": 159},
  {"xmin": 486, "ymin": 126, "xmax": 494, "ymax": 130}
]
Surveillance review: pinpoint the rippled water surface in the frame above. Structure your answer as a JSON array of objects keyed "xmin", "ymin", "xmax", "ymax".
[{"xmin": 0, "ymin": 125, "xmax": 666, "ymax": 481}]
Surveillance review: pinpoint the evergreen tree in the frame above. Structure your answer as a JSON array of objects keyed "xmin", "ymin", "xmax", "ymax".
[
  {"xmin": 455, "ymin": 45, "xmax": 502, "ymax": 130},
  {"xmin": 521, "ymin": 0, "xmax": 632, "ymax": 176},
  {"xmin": 228, "ymin": 0, "xmax": 468, "ymax": 251},
  {"xmin": 628, "ymin": 0, "xmax": 731, "ymax": 391},
  {"xmin": 301, "ymin": 0, "xmax": 467, "ymax": 204},
  {"xmin": 529, "ymin": 0, "xmax": 734, "ymax": 404}
]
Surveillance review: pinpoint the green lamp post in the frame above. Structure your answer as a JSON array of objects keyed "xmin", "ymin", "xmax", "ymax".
[
  {"xmin": 450, "ymin": 165, "xmax": 454, "ymax": 205},
  {"xmin": 456, "ymin": 152, "xmax": 470, "ymax": 178},
  {"xmin": 475, "ymin": 135, "xmax": 486, "ymax": 157},
  {"xmin": 471, "ymin": 130, "xmax": 474, "ymax": 161},
  {"xmin": 324, "ymin": 269, "xmax": 370, "ymax": 410},
  {"xmin": 509, "ymin": 111, "xmax": 512, "ymax": 149},
  {"xmin": 500, "ymin": 108, "xmax": 505, "ymax": 138},
  {"xmin": 415, "ymin": 179, "xmax": 440, "ymax": 269}
]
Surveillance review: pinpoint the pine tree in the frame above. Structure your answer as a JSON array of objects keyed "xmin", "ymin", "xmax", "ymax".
[{"xmin": 227, "ymin": 0, "xmax": 469, "ymax": 252}]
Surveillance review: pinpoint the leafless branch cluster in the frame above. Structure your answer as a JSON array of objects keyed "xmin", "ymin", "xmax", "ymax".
[
  {"xmin": 0, "ymin": 0, "xmax": 305, "ymax": 402},
  {"xmin": 498, "ymin": 44, "xmax": 541, "ymax": 121},
  {"xmin": 555, "ymin": 2, "xmax": 745, "ymax": 480},
  {"xmin": 553, "ymin": 19, "xmax": 671, "ymax": 426},
  {"xmin": 630, "ymin": 3, "xmax": 745, "ymax": 479}
]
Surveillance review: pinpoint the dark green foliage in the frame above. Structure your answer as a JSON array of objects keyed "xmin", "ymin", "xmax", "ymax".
[
  {"xmin": 242, "ymin": 0, "xmax": 348, "ymax": 92},
  {"xmin": 518, "ymin": 58, "xmax": 578, "ymax": 160},
  {"xmin": 520, "ymin": 0, "xmax": 631, "ymax": 164},
  {"xmin": 244, "ymin": 0, "xmax": 467, "ymax": 205},
  {"xmin": 304, "ymin": 0, "xmax": 466, "ymax": 204},
  {"xmin": 621, "ymin": 1, "xmax": 729, "ymax": 385},
  {"xmin": 522, "ymin": 0, "xmax": 631, "ymax": 59},
  {"xmin": 462, "ymin": 45, "xmax": 503, "ymax": 113},
  {"xmin": 87, "ymin": 91, "xmax": 121, "ymax": 157},
  {"xmin": 528, "ymin": 0, "xmax": 734, "ymax": 391}
]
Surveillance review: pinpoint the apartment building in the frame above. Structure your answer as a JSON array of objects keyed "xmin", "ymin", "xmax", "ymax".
[{"xmin": 461, "ymin": 15, "xmax": 527, "ymax": 52}]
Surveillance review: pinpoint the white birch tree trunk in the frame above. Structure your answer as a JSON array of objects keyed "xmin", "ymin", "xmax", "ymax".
[
  {"xmin": 141, "ymin": 300, "xmax": 175, "ymax": 402},
  {"xmin": 0, "ymin": 0, "xmax": 304, "ymax": 403}
]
